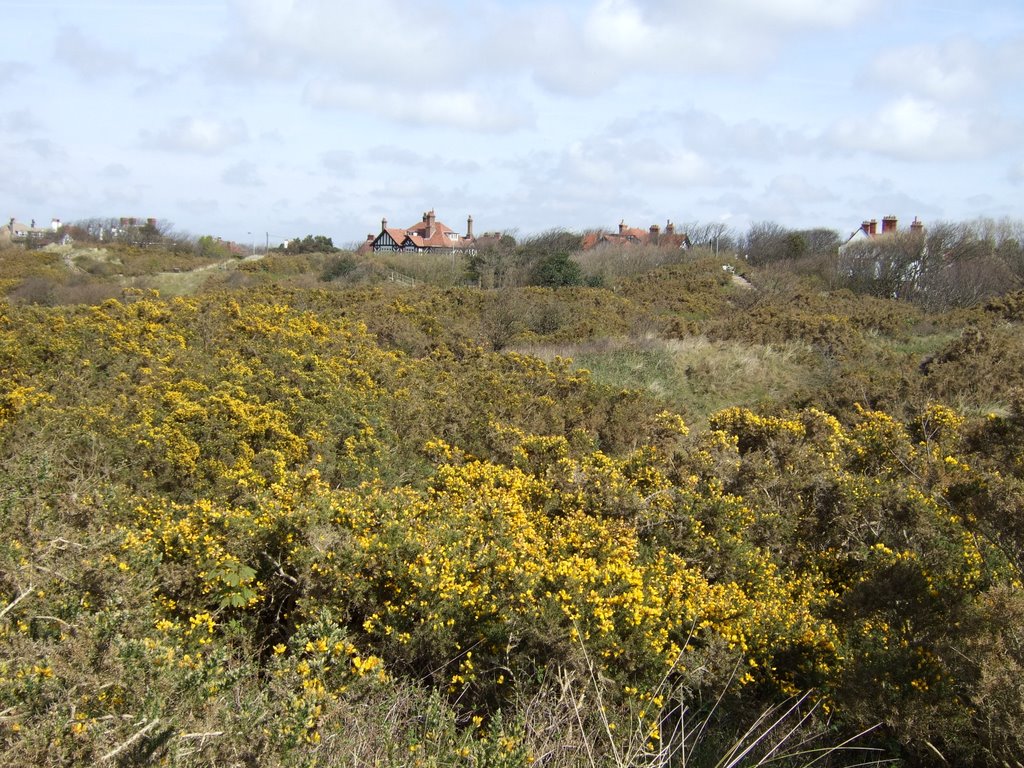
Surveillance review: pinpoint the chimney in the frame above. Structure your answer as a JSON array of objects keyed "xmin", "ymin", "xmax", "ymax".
[
  {"xmin": 910, "ymin": 216, "xmax": 924, "ymax": 234},
  {"xmin": 426, "ymin": 209, "xmax": 436, "ymax": 239},
  {"xmin": 882, "ymin": 215, "xmax": 897, "ymax": 235},
  {"xmin": 466, "ymin": 215, "xmax": 474, "ymax": 239},
  {"xmin": 619, "ymin": 219, "xmax": 626, "ymax": 235},
  {"xmin": 147, "ymin": 218, "xmax": 157, "ymax": 229},
  {"xmin": 649, "ymin": 224, "xmax": 660, "ymax": 243},
  {"xmin": 868, "ymin": 219, "xmax": 877, "ymax": 236},
  {"xmin": 665, "ymin": 220, "xmax": 674, "ymax": 235},
  {"xmin": 381, "ymin": 217, "xmax": 387, "ymax": 231},
  {"xmin": 861, "ymin": 220, "xmax": 871, "ymax": 235}
]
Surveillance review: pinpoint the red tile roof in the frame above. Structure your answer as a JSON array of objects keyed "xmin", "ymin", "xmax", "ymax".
[
  {"xmin": 583, "ymin": 220, "xmax": 690, "ymax": 250},
  {"xmin": 368, "ymin": 210, "xmax": 477, "ymax": 252}
]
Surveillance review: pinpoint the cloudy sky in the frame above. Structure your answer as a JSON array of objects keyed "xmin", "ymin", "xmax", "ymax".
[{"xmin": 2, "ymin": 0, "xmax": 1022, "ymax": 246}]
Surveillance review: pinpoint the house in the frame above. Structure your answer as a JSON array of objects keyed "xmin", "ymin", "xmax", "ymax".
[
  {"xmin": 840, "ymin": 215, "xmax": 923, "ymax": 252},
  {"xmin": 1, "ymin": 217, "xmax": 61, "ymax": 245},
  {"xmin": 582, "ymin": 220, "xmax": 691, "ymax": 250},
  {"xmin": 359, "ymin": 210, "xmax": 480, "ymax": 254}
]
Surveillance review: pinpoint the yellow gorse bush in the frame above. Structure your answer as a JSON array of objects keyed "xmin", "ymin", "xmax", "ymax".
[{"xmin": 0, "ymin": 287, "xmax": 1021, "ymax": 764}]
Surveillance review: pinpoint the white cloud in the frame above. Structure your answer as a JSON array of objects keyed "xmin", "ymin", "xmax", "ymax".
[
  {"xmin": 1, "ymin": 171, "xmax": 87, "ymax": 208},
  {"xmin": 0, "ymin": 61, "xmax": 30, "ymax": 87},
  {"xmin": 54, "ymin": 26, "xmax": 139, "ymax": 80},
  {"xmin": 100, "ymin": 163, "xmax": 131, "ymax": 179},
  {"xmin": 369, "ymin": 179, "xmax": 447, "ymax": 204},
  {"xmin": 559, "ymin": 135, "xmax": 738, "ymax": 189},
  {"xmin": 528, "ymin": 0, "xmax": 885, "ymax": 92},
  {"xmin": 584, "ymin": 0, "xmax": 668, "ymax": 61},
  {"xmin": 143, "ymin": 117, "xmax": 249, "ymax": 155},
  {"xmin": 100, "ymin": 181, "xmax": 148, "ymax": 207},
  {"xmin": 304, "ymin": 81, "xmax": 534, "ymax": 133},
  {"xmin": 697, "ymin": 172, "xmax": 840, "ymax": 226},
  {"xmin": 609, "ymin": 109, "xmax": 804, "ymax": 160},
  {"xmin": 222, "ymin": 160, "xmax": 265, "ymax": 187},
  {"xmin": 720, "ymin": 0, "xmax": 879, "ymax": 27},
  {"xmin": 828, "ymin": 97, "xmax": 1018, "ymax": 161},
  {"xmin": 365, "ymin": 145, "xmax": 481, "ymax": 173},
  {"xmin": 1009, "ymin": 161, "xmax": 1024, "ymax": 185},
  {"xmin": 225, "ymin": 0, "xmax": 464, "ymax": 85},
  {"xmin": 321, "ymin": 150, "xmax": 356, "ymax": 175},
  {"xmin": 765, "ymin": 174, "xmax": 838, "ymax": 202},
  {"xmin": 0, "ymin": 110, "xmax": 41, "ymax": 134},
  {"xmin": 177, "ymin": 198, "xmax": 222, "ymax": 216},
  {"xmin": 18, "ymin": 138, "xmax": 67, "ymax": 161},
  {"xmin": 219, "ymin": 0, "xmax": 887, "ymax": 105},
  {"xmin": 868, "ymin": 39, "xmax": 992, "ymax": 102}
]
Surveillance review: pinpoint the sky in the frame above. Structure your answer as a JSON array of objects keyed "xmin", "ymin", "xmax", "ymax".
[{"xmin": 1, "ymin": 0, "xmax": 1022, "ymax": 247}]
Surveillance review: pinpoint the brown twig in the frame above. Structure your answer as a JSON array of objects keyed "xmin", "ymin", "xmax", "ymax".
[
  {"xmin": 100, "ymin": 717, "xmax": 160, "ymax": 763},
  {"xmin": 0, "ymin": 585, "xmax": 34, "ymax": 620}
]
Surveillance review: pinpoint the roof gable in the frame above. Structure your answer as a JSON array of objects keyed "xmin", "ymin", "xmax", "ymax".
[{"xmin": 371, "ymin": 210, "xmax": 478, "ymax": 252}]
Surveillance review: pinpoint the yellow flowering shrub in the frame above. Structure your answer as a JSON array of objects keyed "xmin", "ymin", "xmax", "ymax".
[{"xmin": 1, "ymin": 286, "xmax": 1022, "ymax": 765}]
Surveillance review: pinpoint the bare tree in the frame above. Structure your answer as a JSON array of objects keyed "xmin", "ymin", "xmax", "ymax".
[
  {"xmin": 681, "ymin": 221, "xmax": 735, "ymax": 252},
  {"xmin": 797, "ymin": 228, "xmax": 840, "ymax": 255},
  {"xmin": 744, "ymin": 221, "xmax": 807, "ymax": 264},
  {"xmin": 837, "ymin": 229, "xmax": 926, "ymax": 300},
  {"xmin": 919, "ymin": 220, "xmax": 1021, "ymax": 308}
]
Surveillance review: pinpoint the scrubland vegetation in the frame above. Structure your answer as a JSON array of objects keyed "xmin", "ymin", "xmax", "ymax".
[{"xmin": 2, "ymin": 219, "xmax": 1023, "ymax": 766}]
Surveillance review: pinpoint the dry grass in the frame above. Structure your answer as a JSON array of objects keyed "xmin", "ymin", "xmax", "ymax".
[
  {"xmin": 372, "ymin": 251, "xmax": 473, "ymax": 287},
  {"xmin": 512, "ymin": 335, "xmax": 818, "ymax": 423},
  {"xmin": 575, "ymin": 244, "xmax": 699, "ymax": 285}
]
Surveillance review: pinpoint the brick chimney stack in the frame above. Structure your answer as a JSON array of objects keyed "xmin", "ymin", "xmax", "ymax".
[
  {"xmin": 466, "ymin": 215, "xmax": 474, "ymax": 239},
  {"xmin": 425, "ymin": 210, "xmax": 436, "ymax": 239},
  {"xmin": 665, "ymin": 220, "xmax": 675, "ymax": 235},
  {"xmin": 649, "ymin": 224, "xmax": 660, "ymax": 244},
  {"xmin": 619, "ymin": 220, "xmax": 626, "ymax": 235},
  {"xmin": 868, "ymin": 219, "xmax": 878, "ymax": 236},
  {"xmin": 382, "ymin": 217, "xmax": 387, "ymax": 231},
  {"xmin": 910, "ymin": 217, "xmax": 924, "ymax": 234},
  {"xmin": 882, "ymin": 215, "xmax": 897, "ymax": 234}
]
